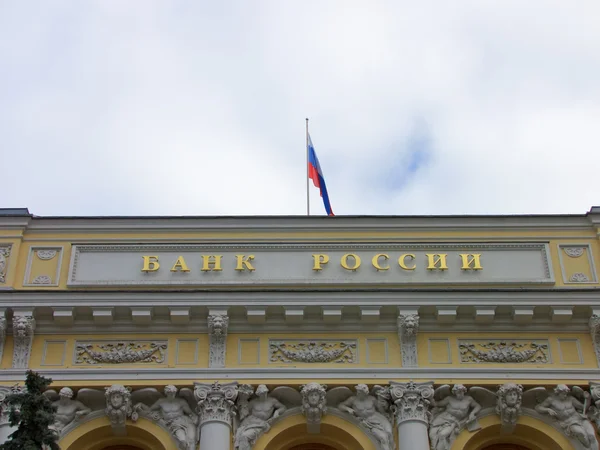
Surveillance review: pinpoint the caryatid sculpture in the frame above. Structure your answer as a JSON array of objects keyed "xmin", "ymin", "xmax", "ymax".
[
  {"xmin": 429, "ymin": 384, "xmax": 482, "ymax": 450},
  {"xmin": 235, "ymin": 384, "xmax": 287, "ymax": 450},
  {"xmin": 334, "ymin": 384, "xmax": 395, "ymax": 450},
  {"xmin": 133, "ymin": 385, "xmax": 198, "ymax": 450},
  {"xmin": 535, "ymin": 384, "xmax": 598, "ymax": 450}
]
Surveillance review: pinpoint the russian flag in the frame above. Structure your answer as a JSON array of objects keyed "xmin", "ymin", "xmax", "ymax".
[{"xmin": 307, "ymin": 134, "xmax": 334, "ymax": 216}]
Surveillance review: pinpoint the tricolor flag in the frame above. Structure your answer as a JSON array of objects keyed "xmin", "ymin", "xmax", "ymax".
[{"xmin": 307, "ymin": 134, "xmax": 334, "ymax": 216}]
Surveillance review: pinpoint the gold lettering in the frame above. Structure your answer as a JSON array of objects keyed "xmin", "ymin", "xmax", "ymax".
[
  {"xmin": 170, "ymin": 256, "xmax": 191, "ymax": 272},
  {"xmin": 341, "ymin": 253, "xmax": 361, "ymax": 271},
  {"xmin": 426, "ymin": 253, "xmax": 448, "ymax": 270},
  {"xmin": 141, "ymin": 255, "xmax": 160, "ymax": 272},
  {"xmin": 372, "ymin": 253, "xmax": 390, "ymax": 271},
  {"xmin": 235, "ymin": 254, "xmax": 256, "ymax": 271},
  {"xmin": 201, "ymin": 255, "xmax": 223, "ymax": 272},
  {"xmin": 398, "ymin": 253, "xmax": 416, "ymax": 270},
  {"xmin": 460, "ymin": 253, "xmax": 483, "ymax": 270},
  {"xmin": 312, "ymin": 254, "xmax": 330, "ymax": 271}
]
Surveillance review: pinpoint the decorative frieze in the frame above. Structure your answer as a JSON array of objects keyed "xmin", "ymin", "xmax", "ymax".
[
  {"xmin": 0, "ymin": 246, "xmax": 10, "ymax": 283},
  {"xmin": 269, "ymin": 340, "xmax": 357, "ymax": 364},
  {"xmin": 458, "ymin": 340, "xmax": 549, "ymax": 364},
  {"xmin": 75, "ymin": 341, "xmax": 168, "ymax": 365},
  {"xmin": 194, "ymin": 381, "xmax": 238, "ymax": 427},
  {"xmin": 12, "ymin": 314, "xmax": 35, "ymax": 369},
  {"xmin": 208, "ymin": 314, "xmax": 229, "ymax": 368},
  {"xmin": 397, "ymin": 313, "xmax": 419, "ymax": 367}
]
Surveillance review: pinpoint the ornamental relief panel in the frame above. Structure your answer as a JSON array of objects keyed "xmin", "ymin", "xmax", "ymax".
[
  {"xmin": 24, "ymin": 246, "xmax": 63, "ymax": 287},
  {"xmin": 74, "ymin": 341, "xmax": 168, "ymax": 365},
  {"xmin": 0, "ymin": 245, "xmax": 11, "ymax": 283},
  {"xmin": 558, "ymin": 244, "xmax": 598, "ymax": 284},
  {"xmin": 269, "ymin": 340, "xmax": 357, "ymax": 364},
  {"xmin": 458, "ymin": 340, "xmax": 550, "ymax": 364}
]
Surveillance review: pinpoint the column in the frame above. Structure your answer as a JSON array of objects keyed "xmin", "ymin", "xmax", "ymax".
[
  {"xmin": 389, "ymin": 381, "xmax": 434, "ymax": 450},
  {"xmin": 194, "ymin": 381, "xmax": 238, "ymax": 450}
]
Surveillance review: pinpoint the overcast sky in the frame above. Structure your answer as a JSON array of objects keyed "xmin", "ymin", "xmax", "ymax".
[{"xmin": 2, "ymin": 1, "xmax": 599, "ymax": 216}]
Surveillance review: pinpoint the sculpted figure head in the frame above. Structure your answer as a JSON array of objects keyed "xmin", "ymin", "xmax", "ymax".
[
  {"xmin": 452, "ymin": 384, "xmax": 467, "ymax": 399},
  {"xmin": 554, "ymin": 384, "xmax": 570, "ymax": 399},
  {"xmin": 208, "ymin": 314, "xmax": 229, "ymax": 336},
  {"xmin": 13, "ymin": 316, "xmax": 34, "ymax": 337},
  {"xmin": 302, "ymin": 383, "xmax": 327, "ymax": 408},
  {"xmin": 105, "ymin": 384, "xmax": 130, "ymax": 409},
  {"xmin": 59, "ymin": 387, "xmax": 74, "ymax": 400},
  {"xmin": 356, "ymin": 384, "xmax": 369, "ymax": 397},
  {"xmin": 498, "ymin": 383, "xmax": 523, "ymax": 407},
  {"xmin": 256, "ymin": 384, "xmax": 269, "ymax": 398},
  {"xmin": 398, "ymin": 314, "xmax": 419, "ymax": 337},
  {"xmin": 164, "ymin": 385, "xmax": 178, "ymax": 398}
]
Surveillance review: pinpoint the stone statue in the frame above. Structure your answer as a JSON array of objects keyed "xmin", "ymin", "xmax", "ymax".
[
  {"xmin": 588, "ymin": 381, "xmax": 600, "ymax": 428},
  {"xmin": 429, "ymin": 384, "xmax": 482, "ymax": 450},
  {"xmin": 332, "ymin": 384, "xmax": 395, "ymax": 450},
  {"xmin": 133, "ymin": 385, "xmax": 198, "ymax": 450},
  {"xmin": 535, "ymin": 385, "xmax": 597, "ymax": 450},
  {"xmin": 496, "ymin": 383, "xmax": 523, "ymax": 433},
  {"xmin": 301, "ymin": 382, "xmax": 327, "ymax": 433},
  {"xmin": 105, "ymin": 384, "xmax": 133, "ymax": 434},
  {"xmin": 234, "ymin": 384, "xmax": 287, "ymax": 450},
  {"xmin": 45, "ymin": 388, "xmax": 91, "ymax": 433}
]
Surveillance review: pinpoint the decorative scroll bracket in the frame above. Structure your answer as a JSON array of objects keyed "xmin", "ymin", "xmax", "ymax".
[
  {"xmin": 397, "ymin": 311, "xmax": 419, "ymax": 368},
  {"xmin": 12, "ymin": 313, "xmax": 35, "ymax": 369},
  {"xmin": 208, "ymin": 313, "xmax": 229, "ymax": 368}
]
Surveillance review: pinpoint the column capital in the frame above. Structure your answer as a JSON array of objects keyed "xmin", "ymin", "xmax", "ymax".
[
  {"xmin": 389, "ymin": 381, "xmax": 434, "ymax": 425},
  {"xmin": 194, "ymin": 381, "xmax": 238, "ymax": 427}
]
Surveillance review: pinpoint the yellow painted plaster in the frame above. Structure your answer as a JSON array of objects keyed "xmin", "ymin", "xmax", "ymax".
[
  {"xmin": 227, "ymin": 333, "xmax": 400, "ymax": 368},
  {"xmin": 28, "ymin": 334, "xmax": 208, "ymax": 369},
  {"xmin": 419, "ymin": 332, "xmax": 597, "ymax": 369}
]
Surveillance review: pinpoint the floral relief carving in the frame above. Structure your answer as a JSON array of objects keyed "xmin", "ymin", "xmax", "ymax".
[
  {"xmin": 36, "ymin": 249, "xmax": 57, "ymax": 260},
  {"xmin": 12, "ymin": 315, "xmax": 35, "ymax": 368},
  {"xmin": 564, "ymin": 247, "xmax": 585, "ymax": 258},
  {"xmin": 269, "ymin": 340, "xmax": 357, "ymax": 363},
  {"xmin": 458, "ymin": 340, "xmax": 549, "ymax": 364},
  {"xmin": 75, "ymin": 341, "xmax": 167, "ymax": 365},
  {"xmin": 0, "ymin": 246, "xmax": 10, "ymax": 283},
  {"xmin": 32, "ymin": 275, "xmax": 52, "ymax": 285},
  {"xmin": 570, "ymin": 272, "xmax": 590, "ymax": 282},
  {"xmin": 208, "ymin": 314, "xmax": 229, "ymax": 368}
]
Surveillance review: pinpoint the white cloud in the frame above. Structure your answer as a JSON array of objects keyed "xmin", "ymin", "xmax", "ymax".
[{"xmin": 1, "ymin": 0, "xmax": 599, "ymax": 216}]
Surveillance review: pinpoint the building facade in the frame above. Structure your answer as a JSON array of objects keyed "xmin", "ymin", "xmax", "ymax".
[{"xmin": 1, "ymin": 207, "xmax": 600, "ymax": 450}]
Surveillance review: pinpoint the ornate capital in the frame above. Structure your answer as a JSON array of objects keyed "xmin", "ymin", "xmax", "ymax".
[
  {"xmin": 301, "ymin": 382, "xmax": 327, "ymax": 434},
  {"xmin": 389, "ymin": 380, "xmax": 434, "ymax": 425},
  {"xmin": 12, "ymin": 314, "xmax": 35, "ymax": 369},
  {"xmin": 397, "ymin": 313, "xmax": 419, "ymax": 368},
  {"xmin": 194, "ymin": 381, "xmax": 238, "ymax": 427},
  {"xmin": 208, "ymin": 314, "xmax": 229, "ymax": 368}
]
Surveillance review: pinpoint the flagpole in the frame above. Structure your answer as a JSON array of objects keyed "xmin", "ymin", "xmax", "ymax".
[{"xmin": 305, "ymin": 118, "xmax": 310, "ymax": 216}]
